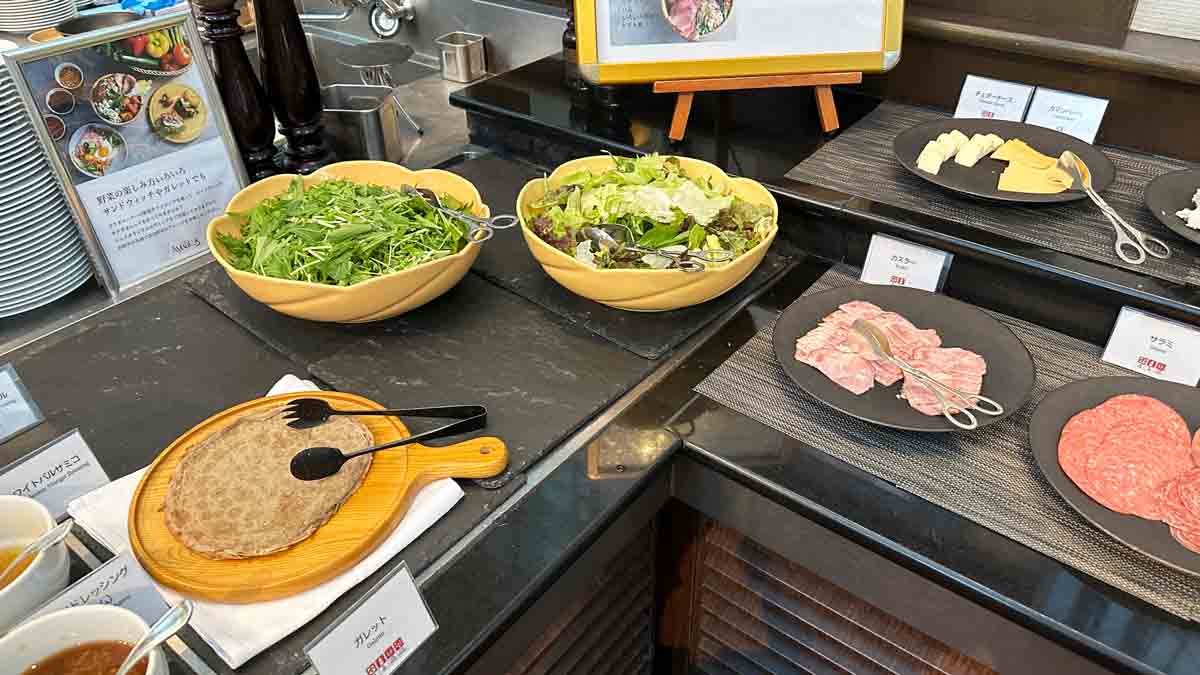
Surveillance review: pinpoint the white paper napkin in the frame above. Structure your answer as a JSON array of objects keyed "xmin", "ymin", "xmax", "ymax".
[{"xmin": 68, "ymin": 375, "xmax": 464, "ymax": 668}]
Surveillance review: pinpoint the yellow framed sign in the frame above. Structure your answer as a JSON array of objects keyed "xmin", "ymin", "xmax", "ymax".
[{"xmin": 575, "ymin": 0, "xmax": 905, "ymax": 84}]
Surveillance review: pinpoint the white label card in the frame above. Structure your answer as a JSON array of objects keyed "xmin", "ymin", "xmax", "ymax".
[
  {"xmin": 954, "ymin": 75, "xmax": 1035, "ymax": 121},
  {"xmin": 1102, "ymin": 307, "xmax": 1200, "ymax": 386},
  {"xmin": 1024, "ymin": 87, "xmax": 1110, "ymax": 143},
  {"xmin": 0, "ymin": 363, "xmax": 43, "ymax": 444},
  {"xmin": 860, "ymin": 234, "xmax": 954, "ymax": 292},
  {"xmin": 28, "ymin": 550, "xmax": 168, "ymax": 625},
  {"xmin": 306, "ymin": 563, "xmax": 437, "ymax": 675},
  {"xmin": 0, "ymin": 430, "xmax": 110, "ymax": 518}
]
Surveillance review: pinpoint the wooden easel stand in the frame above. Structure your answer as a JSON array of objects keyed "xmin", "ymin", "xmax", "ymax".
[{"xmin": 653, "ymin": 72, "xmax": 863, "ymax": 141}]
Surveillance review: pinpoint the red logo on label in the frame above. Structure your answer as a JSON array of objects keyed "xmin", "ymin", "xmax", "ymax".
[
  {"xmin": 890, "ymin": 275, "xmax": 907, "ymax": 286},
  {"xmin": 365, "ymin": 638, "xmax": 406, "ymax": 674},
  {"xmin": 1137, "ymin": 356, "xmax": 1167, "ymax": 373}
]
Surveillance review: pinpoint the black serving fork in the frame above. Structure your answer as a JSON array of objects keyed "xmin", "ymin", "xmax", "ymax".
[{"xmin": 286, "ymin": 400, "xmax": 488, "ymax": 480}]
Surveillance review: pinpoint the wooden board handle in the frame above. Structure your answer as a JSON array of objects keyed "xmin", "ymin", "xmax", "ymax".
[{"xmin": 410, "ymin": 437, "xmax": 508, "ymax": 480}]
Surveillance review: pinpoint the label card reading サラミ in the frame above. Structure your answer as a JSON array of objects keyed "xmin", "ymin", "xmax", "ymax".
[
  {"xmin": 306, "ymin": 563, "xmax": 437, "ymax": 675},
  {"xmin": 860, "ymin": 234, "xmax": 954, "ymax": 292},
  {"xmin": 954, "ymin": 75, "xmax": 1035, "ymax": 121},
  {"xmin": 1102, "ymin": 307, "xmax": 1200, "ymax": 386}
]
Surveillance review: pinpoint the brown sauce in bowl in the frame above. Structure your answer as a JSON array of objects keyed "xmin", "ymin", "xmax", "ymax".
[{"xmin": 20, "ymin": 640, "xmax": 148, "ymax": 675}]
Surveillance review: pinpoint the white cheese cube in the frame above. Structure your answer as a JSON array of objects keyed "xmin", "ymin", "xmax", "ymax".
[
  {"xmin": 948, "ymin": 129, "xmax": 970, "ymax": 149},
  {"xmin": 984, "ymin": 134, "xmax": 1005, "ymax": 152},
  {"xmin": 954, "ymin": 140, "xmax": 989, "ymax": 167},
  {"xmin": 916, "ymin": 143, "xmax": 945, "ymax": 175}
]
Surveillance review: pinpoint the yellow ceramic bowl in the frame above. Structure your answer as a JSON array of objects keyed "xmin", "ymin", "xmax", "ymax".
[
  {"xmin": 207, "ymin": 161, "xmax": 490, "ymax": 323},
  {"xmin": 517, "ymin": 156, "xmax": 779, "ymax": 312}
]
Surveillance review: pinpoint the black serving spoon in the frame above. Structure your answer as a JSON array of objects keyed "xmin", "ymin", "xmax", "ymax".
[{"xmin": 286, "ymin": 400, "xmax": 487, "ymax": 481}]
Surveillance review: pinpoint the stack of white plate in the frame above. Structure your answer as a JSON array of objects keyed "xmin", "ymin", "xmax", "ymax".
[
  {"xmin": 0, "ymin": 0, "xmax": 77, "ymax": 33},
  {"xmin": 0, "ymin": 54, "xmax": 94, "ymax": 319}
]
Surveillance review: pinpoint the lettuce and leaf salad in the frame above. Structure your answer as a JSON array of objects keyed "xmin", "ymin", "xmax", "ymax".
[
  {"xmin": 525, "ymin": 155, "xmax": 773, "ymax": 269},
  {"xmin": 216, "ymin": 178, "xmax": 472, "ymax": 286}
]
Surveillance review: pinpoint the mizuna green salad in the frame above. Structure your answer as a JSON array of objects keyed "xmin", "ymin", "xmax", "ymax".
[
  {"xmin": 525, "ymin": 155, "xmax": 773, "ymax": 269},
  {"xmin": 216, "ymin": 178, "xmax": 472, "ymax": 286}
]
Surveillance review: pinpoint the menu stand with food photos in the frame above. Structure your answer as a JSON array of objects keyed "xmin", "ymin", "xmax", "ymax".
[{"xmin": 3, "ymin": 13, "xmax": 247, "ymax": 296}]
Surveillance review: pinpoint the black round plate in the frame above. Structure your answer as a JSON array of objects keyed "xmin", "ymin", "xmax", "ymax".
[
  {"xmin": 893, "ymin": 119, "xmax": 1116, "ymax": 204},
  {"xmin": 1029, "ymin": 376, "xmax": 1200, "ymax": 576},
  {"xmin": 1144, "ymin": 168, "xmax": 1200, "ymax": 247},
  {"xmin": 771, "ymin": 284, "xmax": 1036, "ymax": 432}
]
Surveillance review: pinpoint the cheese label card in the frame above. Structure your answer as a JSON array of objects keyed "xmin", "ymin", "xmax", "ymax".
[
  {"xmin": 1103, "ymin": 307, "xmax": 1200, "ymax": 386},
  {"xmin": 860, "ymin": 234, "xmax": 954, "ymax": 292},
  {"xmin": 0, "ymin": 430, "xmax": 111, "ymax": 517},
  {"xmin": 0, "ymin": 363, "xmax": 43, "ymax": 444},
  {"xmin": 29, "ymin": 550, "xmax": 168, "ymax": 625},
  {"xmin": 1025, "ymin": 87, "xmax": 1109, "ymax": 143},
  {"xmin": 306, "ymin": 563, "xmax": 437, "ymax": 675},
  {"xmin": 954, "ymin": 75, "xmax": 1035, "ymax": 121}
]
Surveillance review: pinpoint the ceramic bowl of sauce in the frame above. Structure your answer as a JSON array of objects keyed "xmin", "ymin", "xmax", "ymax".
[
  {"xmin": 0, "ymin": 605, "xmax": 166, "ymax": 675},
  {"xmin": 0, "ymin": 496, "xmax": 70, "ymax": 633}
]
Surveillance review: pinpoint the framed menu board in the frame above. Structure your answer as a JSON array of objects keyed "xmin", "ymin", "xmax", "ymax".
[
  {"xmin": 574, "ymin": 0, "xmax": 905, "ymax": 84},
  {"xmin": 4, "ymin": 13, "xmax": 247, "ymax": 295}
]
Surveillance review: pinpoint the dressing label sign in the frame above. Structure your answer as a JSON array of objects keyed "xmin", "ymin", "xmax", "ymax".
[
  {"xmin": 29, "ymin": 550, "xmax": 168, "ymax": 624},
  {"xmin": 0, "ymin": 430, "xmax": 110, "ymax": 517},
  {"xmin": 1103, "ymin": 307, "xmax": 1200, "ymax": 386},
  {"xmin": 954, "ymin": 75, "xmax": 1035, "ymax": 121},
  {"xmin": 0, "ymin": 363, "xmax": 43, "ymax": 444},
  {"xmin": 861, "ymin": 234, "xmax": 953, "ymax": 292},
  {"xmin": 306, "ymin": 563, "xmax": 437, "ymax": 675}
]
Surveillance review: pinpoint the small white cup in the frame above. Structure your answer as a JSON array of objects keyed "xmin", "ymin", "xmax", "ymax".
[
  {"xmin": 0, "ymin": 496, "xmax": 69, "ymax": 634},
  {"xmin": 0, "ymin": 605, "xmax": 166, "ymax": 675}
]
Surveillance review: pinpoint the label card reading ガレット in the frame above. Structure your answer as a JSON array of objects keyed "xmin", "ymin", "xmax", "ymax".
[
  {"xmin": 860, "ymin": 234, "xmax": 954, "ymax": 292},
  {"xmin": 28, "ymin": 550, "xmax": 168, "ymax": 625},
  {"xmin": 306, "ymin": 563, "xmax": 437, "ymax": 675},
  {"xmin": 0, "ymin": 363, "xmax": 43, "ymax": 444},
  {"xmin": 1102, "ymin": 307, "xmax": 1200, "ymax": 386},
  {"xmin": 954, "ymin": 75, "xmax": 1035, "ymax": 121},
  {"xmin": 1025, "ymin": 87, "xmax": 1109, "ymax": 143},
  {"xmin": 0, "ymin": 430, "xmax": 110, "ymax": 517}
]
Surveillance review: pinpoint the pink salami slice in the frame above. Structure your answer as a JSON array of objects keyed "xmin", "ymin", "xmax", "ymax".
[
  {"xmin": 1178, "ymin": 471, "xmax": 1200, "ymax": 519},
  {"xmin": 1156, "ymin": 472, "xmax": 1200, "ymax": 532},
  {"xmin": 1095, "ymin": 394, "xmax": 1191, "ymax": 448},
  {"xmin": 1194, "ymin": 429, "xmax": 1200, "ymax": 465},
  {"xmin": 1170, "ymin": 526, "xmax": 1200, "ymax": 554},
  {"xmin": 1083, "ymin": 423, "xmax": 1192, "ymax": 519},
  {"xmin": 1058, "ymin": 407, "xmax": 1110, "ymax": 490}
]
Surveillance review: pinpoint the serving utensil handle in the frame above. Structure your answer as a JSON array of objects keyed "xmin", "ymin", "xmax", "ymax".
[{"xmin": 409, "ymin": 436, "xmax": 509, "ymax": 479}]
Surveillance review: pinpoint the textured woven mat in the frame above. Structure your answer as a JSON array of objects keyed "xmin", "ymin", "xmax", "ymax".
[
  {"xmin": 785, "ymin": 102, "xmax": 1199, "ymax": 286},
  {"xmin": 695, "ymin": 265, "xmax": 1200, "ymax": 622}
]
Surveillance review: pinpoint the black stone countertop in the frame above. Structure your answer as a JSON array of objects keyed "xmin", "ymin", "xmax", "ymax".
[
  {"xmin": 402, "ymin": 256, "xmax": 1200, "ymax": 675},
  {"xmin": 450, "ymin": 56, "xmax": 1200, "ymax": 325}
]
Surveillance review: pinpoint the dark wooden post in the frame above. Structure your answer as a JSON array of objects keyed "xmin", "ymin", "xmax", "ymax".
[
  {"xmin": 253, "ymin": 0, "xmax": 333, "ymax": 173},
  {"xmin": 190, "ymin": 0, "xmax": 278, "ymax": 181}
]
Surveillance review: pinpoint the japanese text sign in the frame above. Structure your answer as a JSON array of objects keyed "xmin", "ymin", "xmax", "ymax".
[
  {"xmin": 1103, "ymin": 307, "xmax": 1200, "ymax": 386},
  {"xmin": 954, "ymin": 75, "xmax": 1034, "ymax": 121},
  {"xmin": 4, "ymin": 13, "xmax": 247, "ymax": 294},
  {"xmin": 860, "ymin": 234, "xmax": 953, "ymax": 292},
  {"xmin": 0, "ymin": 363, "xmax": 43, "ymax": 444},
  {"xmin": 0, "ymin": 429, "xmax": 110, "ymax": 517},
  {"xmin": 306, "ymin": 563, "xmax": 437, "ymax": 675},
  {"xmin": 1025, "ymin": 87, "xmax": 1109, "ymax": 143},
  {"xmin": 30, "ymin": 550, "xmax": 168, "ymax": 624}
]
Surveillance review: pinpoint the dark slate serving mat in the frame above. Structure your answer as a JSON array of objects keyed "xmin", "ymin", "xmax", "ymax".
[
  {"xmin": 447, "ymin": 153, "xmax": 795, "ymax": 359},
  {"xmin": 185, "ymin": 267, "xmax": 657, "ymax": 486},
  {"xmin": 785, "ymin": 102, "xmax": 1200, "ymax": 286},
  {"xmin": 1, "ymin": 279, "xmax": 525, "ymax": 675}
]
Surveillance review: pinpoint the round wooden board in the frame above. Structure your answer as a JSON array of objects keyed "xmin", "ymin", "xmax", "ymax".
[{"xmin": 130, "ymin": 392, "xmax": 422, "ymax": 603}]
